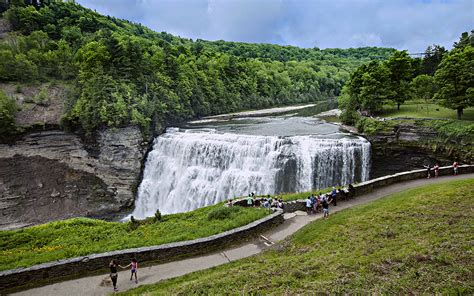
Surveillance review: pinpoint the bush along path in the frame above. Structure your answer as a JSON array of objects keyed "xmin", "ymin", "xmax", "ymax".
[{"xmin": 10, "ymin": 173, "xmax": 474, "ymax": 296}]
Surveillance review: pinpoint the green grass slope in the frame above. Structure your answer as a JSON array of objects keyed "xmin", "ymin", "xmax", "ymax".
[
  {"xmin": 121, "ymin": 178, "xmax": 474, "ymax": 295},
  {"xmin": 380, "ymin": 102, "xmax": 474, "ymax": 121},
  {"xmin": 0, "ymin": 205, "xmax": 267, "ymax": 271}
]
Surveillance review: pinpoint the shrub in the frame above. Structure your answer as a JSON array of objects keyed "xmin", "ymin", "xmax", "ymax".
[
  {"xmin": 355, "ymin": 117, "xmax": 398, "ymax": 135},
  {"xmin": 154, "ymin": 209, "xmax": 162, "ymax": 222},
  {"xmin": 34, "ymin": 87, "xmax": 49, "ymax": 106},
  {"xmin": 418, "ymin": 119, "xmax": 474, "ymax": 142},
  {"xmin": 15, "ymin": 85, "xmax": 22, "ymax": 93},
  {"xmin": 207, "ymin": 207, "xmax": 240, "ymax": 220},
  {"xmin": 128, "ymin": 215, "xmax": 139, "ymax": 231},
  {"xmin": 0, "ymin": 90, "xmax": 18, "ymax": 139}
]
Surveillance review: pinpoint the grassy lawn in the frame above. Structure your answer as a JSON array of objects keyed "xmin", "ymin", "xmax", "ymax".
[
  {"xmin": 0, "ymin": 205, "xmax": 268, "ymax": 271},
  {"xmin": 380, "ymin": 102, "xmax": 474, "ymax": 121},
  {"xmin": 121, "ymin": 178, "xmax": 474, "ymax": 295},
  {"xmin": 276, "ymin": 187, "xmax": 333, "ymax": 202}
]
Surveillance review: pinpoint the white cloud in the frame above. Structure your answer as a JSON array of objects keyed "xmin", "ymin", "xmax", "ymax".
[{"xmin": 76, "ymin": 0, "xmax": 474, "ymax": 52}]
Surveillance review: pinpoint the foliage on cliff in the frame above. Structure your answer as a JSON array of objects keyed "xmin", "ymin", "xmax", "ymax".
[
  {"xmin": 0, "ymin": 1, "xmax": 394, "ymax": 135},
  {"xmin": 120, "ymin": 178, "xmax": 474, "ymax": 295},
  {"xmin": 0, "ymin": 89, "xmax": 19, "ymax": 140},
  {"xmin": 356, "ymin": 116, "xmax": 474, "ymax": 143}
]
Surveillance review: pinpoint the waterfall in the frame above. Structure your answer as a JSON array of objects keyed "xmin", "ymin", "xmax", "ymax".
[{"xmin": 132, "ymin": 128, "xmax": 371, "ymax": 218}]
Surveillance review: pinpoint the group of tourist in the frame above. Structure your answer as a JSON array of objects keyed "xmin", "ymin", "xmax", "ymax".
[
  {"xmin": 108, "ymin": 258, "xmax": 138, "ymax": 292},
  {"xmin": 245, "ymin": 192, "xmax": 284, "ymax": 209},
  {"xmin": 240, "ymin": 184, "xmax": 356, "ymax": 219},
  {"xmin": 304, "ymin": 185, "xmax": 353, "ymax": 218},
  {"xmin": 424, "ymin": 161, "xmax": 460, "ymax": 178}
]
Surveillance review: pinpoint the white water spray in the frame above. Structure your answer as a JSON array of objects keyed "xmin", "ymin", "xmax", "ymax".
[{"xmin": 132, "ymin": 128, "xmax": 370, "ymax": 218}]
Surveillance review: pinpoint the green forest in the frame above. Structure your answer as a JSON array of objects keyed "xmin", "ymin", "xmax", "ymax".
[
  {"xmin": 339, "ymin": 31, "xmax": 474, "ymax": 124},
  {"xmin": 0, "ymin": 0, "xmax": 395, "ymax": 137}
]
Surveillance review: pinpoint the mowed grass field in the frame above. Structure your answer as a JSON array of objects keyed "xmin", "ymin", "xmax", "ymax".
[
  {"xmin": 380, "ymin": 102, "xmax": 474, "ymax": 121},
  {"xmin": 0, "ymin": 204, "xmax": 268, "ymax": 271},
  {"xmin": 121, "ymin": 178, "xmax": 474, "ymax": 295}
]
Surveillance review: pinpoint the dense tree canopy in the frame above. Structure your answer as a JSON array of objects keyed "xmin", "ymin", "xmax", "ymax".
[
  {"xmin": 0, "ymin": 1, "xmax": 395, "ymax": 136},
  {"xmin": 410, "ymin": 74, "xmax": 437, "ymax": 103},
  {"xmin": 339, "ymin": 31, "xmax": 474, "ymax": 122}
]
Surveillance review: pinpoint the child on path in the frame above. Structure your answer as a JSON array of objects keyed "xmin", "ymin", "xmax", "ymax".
[{"xmin": 122, "ymin": 258, "xmax": 139, "ymax": 283}]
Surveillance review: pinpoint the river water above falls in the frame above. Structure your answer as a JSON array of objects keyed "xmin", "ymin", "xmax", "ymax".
[{"xmin": 132, "ymin": 106, "xmax": 371, "ymax": 218}]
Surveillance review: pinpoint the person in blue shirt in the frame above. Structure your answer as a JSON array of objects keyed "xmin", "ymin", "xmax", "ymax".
[
  {"xmin": 331, "ymin": 186, "xmax": 337, "ymax": 206},
  {"xmin": 310, "ymin": 194, "xmax": 317, "ymax": 214}
]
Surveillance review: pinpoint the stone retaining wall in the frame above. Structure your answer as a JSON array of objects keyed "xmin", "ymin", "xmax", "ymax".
[
  {"xmin": 352, "ymin": 165, "xmax": 473, "ymax": 196},
  {"xmin": 0, "ymin": 210, "xmax": 284, "ymax": 293},
  {"xmin": 231, "ymin": 165, "xmax": 474, "ymax": 211}
]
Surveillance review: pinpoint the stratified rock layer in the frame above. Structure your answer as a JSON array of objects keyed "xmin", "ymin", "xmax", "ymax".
[
  {"xmin": 0, "ymin": 127, "xmax": 145, "ymax": 229},
  {"xmin": 368, "ymin": 121, "xmax": 471, "ymax": 178}
]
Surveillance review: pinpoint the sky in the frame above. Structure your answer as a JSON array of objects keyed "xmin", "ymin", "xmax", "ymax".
[{"xmin": 76, "ymin": 0, "xmax": 474, "ymax": 52}]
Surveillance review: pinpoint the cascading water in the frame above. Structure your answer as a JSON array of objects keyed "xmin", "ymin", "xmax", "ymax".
[{"xmin": 132, "ymin": 127, "xmax": 371, "ymax": 218}]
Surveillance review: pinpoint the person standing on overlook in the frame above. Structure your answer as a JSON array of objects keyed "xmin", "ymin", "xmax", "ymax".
[
  {"xmin": 424, "ymin": 164, "xmax": 432, "ymax": 178},
  {"xmin": 433, "ymin": 163, "xmax": 440, "ymax": 177},
  {"xmin": 247, "ymin": 194, "xmax": 254, "ymax": 206},
  {"xmin": 322, "ymin": 195, "xmax": 331, "ymax": 218},
  {"xmin": 331, "ymin": 187, "xmax": 337, "ymax": 206},
  {"xmin": 306, "ymin": 196, "xmax": 312, "ymax": 214},
  {"xmin": 453, "ymin": 161, "xmax": 459, "ymax": 175}
]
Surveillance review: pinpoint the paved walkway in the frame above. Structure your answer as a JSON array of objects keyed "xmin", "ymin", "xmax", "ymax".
[{"xmin": 12, "ymin": 174, "xmax": 473, "ymax": 296}]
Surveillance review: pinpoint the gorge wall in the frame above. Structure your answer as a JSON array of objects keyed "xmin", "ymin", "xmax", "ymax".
[
  {"xmin": 366, "ymin": 119, "xmax": 472, "ymax": 178},
  {"xmin": 0, "ymin": 127, "xmax": 146, "ymax": 230}
]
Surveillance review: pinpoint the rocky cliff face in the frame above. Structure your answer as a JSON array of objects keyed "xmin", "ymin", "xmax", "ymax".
[
  {"xmin": 0, "ymin": 127, "xmax": 146, "ymax": 230},
  {"xmin": 367, "ymin": 121, "xmax": 469, "ymax": 178}
]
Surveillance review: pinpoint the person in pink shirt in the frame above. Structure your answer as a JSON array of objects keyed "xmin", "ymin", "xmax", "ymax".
[{"xmin": 122, "ymin": 258, "xmax": 139, "ymax": 283}]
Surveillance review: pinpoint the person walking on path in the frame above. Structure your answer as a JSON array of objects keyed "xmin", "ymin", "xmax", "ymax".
[
  {"xmin": 109, "ymin": 260, "xmax": 119, "ymax": 292},
  {"xmin": 322, "ymin": 195, "xmax": 330, "ymax": 218},
  {"xmin": 453, "ymin": 161, "xmax": 459, "ymax": 175},
  {"xmin": 122, "ymin": 258, "xmax": 139, "ymax": 284},
  {"xmin": 433, "ymin": 163, "xmax": 440, "ymax": 177}
]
